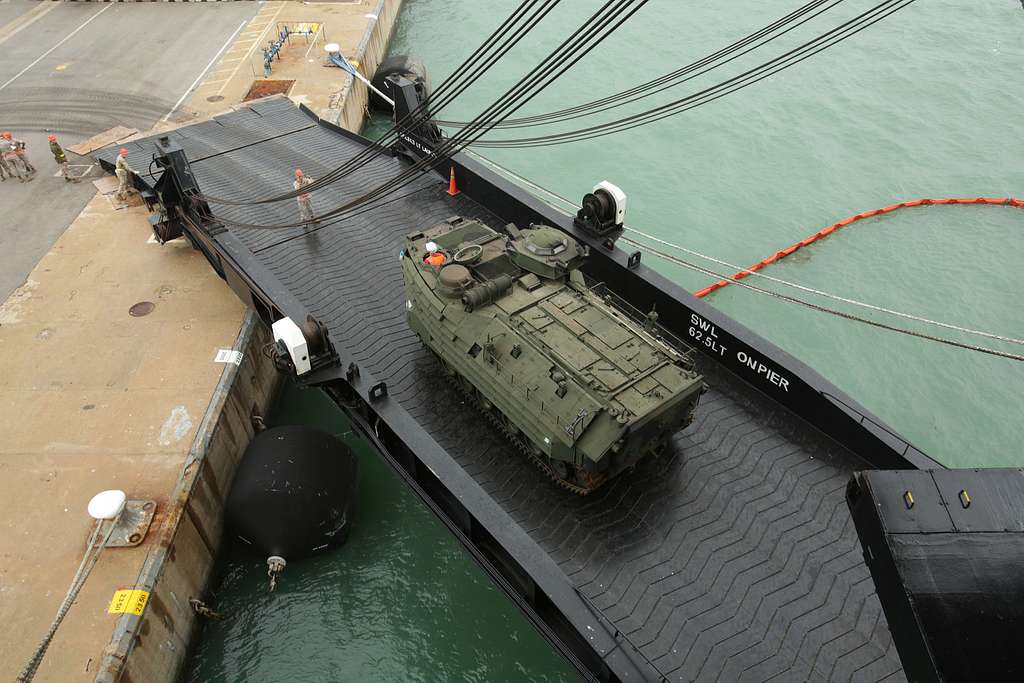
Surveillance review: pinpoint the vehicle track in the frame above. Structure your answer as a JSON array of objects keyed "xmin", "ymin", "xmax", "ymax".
[{"xmin": 0, "ymin": 86, "xmax": 192, "ymax": 137}]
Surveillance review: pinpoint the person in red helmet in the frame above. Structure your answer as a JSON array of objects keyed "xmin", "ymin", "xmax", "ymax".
[
  {"xmin": 293, "ymin": 168, "xmax": 318, "ymax": 227},
  {"xmin": 115, "ymin": 147, "xmax": 133, "ymax": 202},
  {"xmin": 0, "ymin": 137, "xmax": 9, "ymax": 182},
  {"xmin": 1, "ymin": 131, "xmax": 32, "ymax": 182},
  {"xmin": 48, "ymin": 134, "xmax": 72, "ymax": 182}
]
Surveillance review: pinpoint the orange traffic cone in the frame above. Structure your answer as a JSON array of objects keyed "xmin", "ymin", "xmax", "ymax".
[{"xmin": 447, "ymin": 166, "xmax": 460, "ymax": 196}]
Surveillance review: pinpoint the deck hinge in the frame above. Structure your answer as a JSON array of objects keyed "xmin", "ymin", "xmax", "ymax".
[{"xmin": 627, "ymin": 251, "xmax": 642, "ymax": 269}]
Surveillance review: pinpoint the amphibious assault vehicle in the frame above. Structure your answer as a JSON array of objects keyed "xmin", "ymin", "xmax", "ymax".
[{"xmin": 401, "ymin": 216, "xmax": 705, "ymax": 493}]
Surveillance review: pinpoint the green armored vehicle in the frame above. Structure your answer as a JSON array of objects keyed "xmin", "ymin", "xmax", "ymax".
[{"xmin": 401, "ymin": 216, "xmax": 705, "ymax": 494}]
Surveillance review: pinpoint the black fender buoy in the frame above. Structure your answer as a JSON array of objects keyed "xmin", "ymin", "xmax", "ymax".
[
  {"xmin": 225, "ymin": 425, "xmax": 358, "ymax": 589},
  {"xmin": 370, "ymin": 54, "xmax": 430, "ymax": 111}
]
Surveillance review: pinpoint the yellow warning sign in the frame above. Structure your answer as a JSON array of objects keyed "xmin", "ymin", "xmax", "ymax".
[
  {"xmin": 290, "ymin": 22, "xmax": 320, "ymax": 36},
  {"xmin": 108, "ymin": 589, "xmax": 149, "ymax": 616}
]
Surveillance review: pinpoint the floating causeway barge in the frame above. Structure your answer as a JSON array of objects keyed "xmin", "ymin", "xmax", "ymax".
[{"xmin": 98, "ymin": 95, "xmax": 944, "ymax": 682}]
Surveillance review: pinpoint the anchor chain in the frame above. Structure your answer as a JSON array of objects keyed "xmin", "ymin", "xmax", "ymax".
[{"xmin": 189, "ymin": 598, "xmax": 223, "ymax": 620}]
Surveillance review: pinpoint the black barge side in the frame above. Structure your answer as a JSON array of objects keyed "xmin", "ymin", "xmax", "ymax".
[{"xmin": 98, "ymin": 96, "xmax": 944, "ymax": 682}]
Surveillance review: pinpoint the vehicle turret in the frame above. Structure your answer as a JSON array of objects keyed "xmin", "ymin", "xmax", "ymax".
[{"xmin": 507, "ymin": 224, "xmax": 587, "ymax": 279}]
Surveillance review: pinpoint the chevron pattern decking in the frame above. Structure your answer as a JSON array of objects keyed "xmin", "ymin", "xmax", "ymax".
[{"xmin": 99, "ymin": 100, "xmax": 905, "ymax": 681}]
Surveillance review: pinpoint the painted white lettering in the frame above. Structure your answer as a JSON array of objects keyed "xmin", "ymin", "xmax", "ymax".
[{"xmin": 735, "ymin": 350, "xmax": 791, "ymax": 392}]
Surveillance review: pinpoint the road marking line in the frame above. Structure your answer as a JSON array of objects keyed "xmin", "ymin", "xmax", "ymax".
[
  {"xmin": 0, "ymin": 1, "xmax": 58, "ymax": 48},
  {"xmin": 0, "ymin": 3, "xmax": 112, "ymax": 92},
  {"xmin": 216, "ymin": 2, "xmax": 286, "ymax": 96},
  {"xmin": 161, "ymin": 18, "xmax": 247, "ymax": 123},
  {"xmin": 303, "ymin": 24, "xmax": 323, "ymax": 59}
]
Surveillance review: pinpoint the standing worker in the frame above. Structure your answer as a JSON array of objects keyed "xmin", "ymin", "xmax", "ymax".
[
  {"xmin": 6, "ymin": 131, "xmax": 36, "ymax": 178},
  {"xmin": 294, "ymin": 168, "xmax": 318, "ymax": 227},
  {"xmin": 49, "ymin": 135, "xmax": 73, "ymax": 182},
  {"xmin": 115, "ymin": 148, "xmax": 132, "ymax": 202},
  {"xmin": 2, "ymin": 131, "xmax": 30, "ymax": 182}
]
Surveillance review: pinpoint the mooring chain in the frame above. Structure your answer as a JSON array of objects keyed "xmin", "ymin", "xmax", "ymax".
[{"xmin": 189, "ymin": 598, "xmax": 223, "ymax": 620}]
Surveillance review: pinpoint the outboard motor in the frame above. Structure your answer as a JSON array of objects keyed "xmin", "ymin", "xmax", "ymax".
[{"xmin": 225, "ymin": 425, "xmax": 359, "ymax": 591}]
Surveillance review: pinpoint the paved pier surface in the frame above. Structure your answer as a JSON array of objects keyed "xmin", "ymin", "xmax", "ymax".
[
  {"xmin": 0, "ymin": 0, "xmax": 261, "ymax": 303},
  {"xmin": 0, "ymin": 2, "xmax": 382, "ymax": 679}
]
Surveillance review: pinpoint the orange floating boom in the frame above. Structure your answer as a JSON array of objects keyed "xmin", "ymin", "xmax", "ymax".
[{"xmin": 694, "ymin": 197, "xmax": 1024, "ymax": 298}]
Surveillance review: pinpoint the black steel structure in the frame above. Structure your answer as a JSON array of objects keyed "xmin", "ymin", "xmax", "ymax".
[
  {"xmin": 97, "ymin": 96, "xmax": 945, "ymax": 682},
  {"xmin": 847, "ymin": 469, "xmax": 1024, "ymax": 683}
]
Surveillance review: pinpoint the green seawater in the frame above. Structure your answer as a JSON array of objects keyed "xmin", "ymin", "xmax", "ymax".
[
  {"xmin": 380, "ymin": 0, "xmax": 1024, "ymax": 469},
  {"xmin": 184, "ymin": 381, "xmax": 578, "ymax": 682},
  {"xmin": 188, "ymin": 1, "xmax": 1023, "ymax": 680}
]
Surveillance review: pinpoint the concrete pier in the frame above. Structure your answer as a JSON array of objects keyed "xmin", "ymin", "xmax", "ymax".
[{"xmin": 0, "ymin": 1, "xmax": 403, "ymax": 680}]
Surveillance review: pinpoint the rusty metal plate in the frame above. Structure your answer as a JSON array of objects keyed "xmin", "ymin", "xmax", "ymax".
[{"xmin": 105, "ymin": 500, "xmax": 156, "ymax": 548}]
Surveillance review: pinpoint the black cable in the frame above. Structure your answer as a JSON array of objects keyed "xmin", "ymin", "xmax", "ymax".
[
  {"xmin": 468, "ymin": 0, "xmax": 916, "ymax": 148},
  {"xmin": 435, "ymin": 0, "xmax": 845, "ymax": 129},
  {"xmin": 286, "ymin": 0, "xmax": 888, "ymax": 224},
  {"xmin": 201, "ymin": 0, "xmax": 565, "ymax": 206},
  {"xmin": 250, "ymin": 182, "xmax": 439, "ymax": 254},
  {"xmin": 212, "ymin": 0, "xmax": 913, "ymax": 232},
  {"xmin": 623, "ymin": 235, "xmax": 1024, "ymax": 362},
  {"xmin": 264, "ymin": 0, "xmax": 562, "ymax": 201},
  {"xmin": 217, "ymin": 0, "xmax": 652, "ymax": 231}
]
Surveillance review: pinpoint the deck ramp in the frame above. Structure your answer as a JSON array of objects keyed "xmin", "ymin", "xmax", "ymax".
[{"xmin": 98, "ymin": 98, "xmax": 904, "ymax": 682}]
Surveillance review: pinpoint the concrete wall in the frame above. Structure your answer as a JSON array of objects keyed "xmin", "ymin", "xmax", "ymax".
[
  {"xmin": 95, "ymin": 314, "xmax": 280, "ymax": 683},
  {"xmin": 334, "ymin": 0, "xmax": 403, "ymax": 133}
]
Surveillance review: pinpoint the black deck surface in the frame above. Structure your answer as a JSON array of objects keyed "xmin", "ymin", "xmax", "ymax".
[{"xmin": 100, "ymin": 98, "xmax": 905, "ymax": 682}]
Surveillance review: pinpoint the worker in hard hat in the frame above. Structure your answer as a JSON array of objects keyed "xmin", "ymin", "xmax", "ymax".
[
  {"xmin": 423, "ymin": 241, "xmax": 446, "ymax": 267},
  {"xmin": 6, "ymin": 131, "xmax": 35, "ymax": 178},
  {"xmin": 1, "ymin": 131, "xmax": 30, "ymax": 182},
  {"xmin": 115, "ymin": 148, "xmax": 132, "ymax": 202},
  {"xmin": 49, "ymin": 135, "xmax": 73, "ymax": 182},
  {"xmin": 0, "ymin": 132, "xmax": 10, "ymax": 181},
  {"xmin": 293, "ymin": 168, "xmax": 318, "ymax": 227}
]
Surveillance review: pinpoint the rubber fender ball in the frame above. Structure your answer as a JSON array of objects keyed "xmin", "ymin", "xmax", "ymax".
[
  {"xmin": 371, "ymin": 54, "xmax": 430, "ymax": 111},
  {"xmin": 225, "ymin": 425, "xmax": 358, "ymax": 560}
]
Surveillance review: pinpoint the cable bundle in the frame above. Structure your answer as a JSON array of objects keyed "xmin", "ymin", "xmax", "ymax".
[
  {"xmin": 212, "ymin": 0, "xmax": 655, "ymax": 232},
  {"xmin": 469, "ymin": 0, "xmax": 918, "ymax": 148}
]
